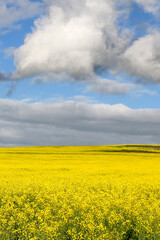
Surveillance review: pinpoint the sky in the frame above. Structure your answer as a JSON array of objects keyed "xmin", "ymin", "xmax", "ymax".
[{"xmin": 1, "ymin": 0, "xmax": 160, "ymax": 147}]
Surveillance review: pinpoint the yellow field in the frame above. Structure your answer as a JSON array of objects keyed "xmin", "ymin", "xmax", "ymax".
[{"xmin": 0, "ymin": 145, "xmax": 160, "ymax": 239}]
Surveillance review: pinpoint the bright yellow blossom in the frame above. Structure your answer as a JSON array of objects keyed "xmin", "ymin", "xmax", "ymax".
[{"xmin": 0, "ymin": 145, "xmax": 160, "ymax": 239}]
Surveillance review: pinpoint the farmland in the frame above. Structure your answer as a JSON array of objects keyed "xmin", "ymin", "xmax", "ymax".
[{"xmin": 0, "ymin": 145, "xmax": 160, "ymax": 239}]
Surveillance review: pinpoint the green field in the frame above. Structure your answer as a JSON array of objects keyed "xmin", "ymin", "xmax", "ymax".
[{"xmin": 0, "ymin": 145, "xmax": 160, "ymax": 239}]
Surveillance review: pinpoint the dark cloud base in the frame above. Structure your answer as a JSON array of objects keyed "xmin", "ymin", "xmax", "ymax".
[{"xmin": 0, "ymin": 99, "xmax": 160, "ymax": 147}]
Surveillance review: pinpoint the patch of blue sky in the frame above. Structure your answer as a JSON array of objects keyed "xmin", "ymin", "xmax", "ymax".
[
  {"xmin": 0, "ymin": 17, "xmax": 38, "ymax": 74},
  {"xmin": 1, "ymin": 79, "xmax": 85, "ymax": 101},
  {"xmin": 87, "ymin": 84, "xmax": 159, "ymax": 110},
  {"xmin": 1, "ymin": 18, "xmax": 37, "ymax": 48},
  {"xmin": 94, "ymin": 72, "xmax": 160, "ymax": 109},
  {"xmin": 122, "ymin": 2, "xmax": 159, "ymax": 40},
  {"xmin": 1, "ymin": 75, "xmax": 159, "ymax": 110}
]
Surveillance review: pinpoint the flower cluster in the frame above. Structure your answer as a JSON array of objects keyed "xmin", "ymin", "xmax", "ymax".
[{"xmin": 0, "ymin": 145, "xmax": 160, "ymax": 239}]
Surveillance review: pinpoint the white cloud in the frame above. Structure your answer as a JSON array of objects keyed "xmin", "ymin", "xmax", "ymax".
[
  {"xmin": 132, "ymin": 88, "xmax": 158, "ymax": 97},
  {"xmin": 121, "ymin": 32, "xmax": 160, "ymax": 83},
  {"xmin": 0, "ymin": 98, "xmax": 160, "ymax": 147},
  {"xmin": 13, "ymin": 0, "xmax": 131, "ymax": 80},
  {"xmin": 85, "ymin": 78, "xmax": 134, "ymax": 95},
  {"xmin": 135, "ymin": 0, "xmax": 160, "ymax": 15},
  {"xmin": 10, "ymin": 0, "xmax": 160, "ymax": 86},
  {"xmin": 13, "ymin": 0, "xmax": 160, "ymax": 84},
  {"xmin": 0, "ymin": 0, "xmax": 43, "ymax": 30}
]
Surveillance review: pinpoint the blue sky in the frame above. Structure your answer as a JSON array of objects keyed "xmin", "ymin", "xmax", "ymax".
[{"xmin": 1, "ymin": 0, "xmax": 160, "ymax": 146}]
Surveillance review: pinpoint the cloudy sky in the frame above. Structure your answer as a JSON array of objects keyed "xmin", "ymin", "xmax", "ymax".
[{"xmin": 0, "ymin": 0, "xmax": 160, "ymax": 147}]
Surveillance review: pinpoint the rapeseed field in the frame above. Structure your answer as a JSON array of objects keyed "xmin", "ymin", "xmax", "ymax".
[{"xmin": 0, "ymin": 145, "xmax": 160, "ymax": 239}]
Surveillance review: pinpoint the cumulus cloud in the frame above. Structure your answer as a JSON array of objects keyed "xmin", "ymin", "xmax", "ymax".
[
  {"xmin": 12, "ymin": 0, "xmax": 160, "ymax": 86},
  {"xmin": 135, "ymin": 0, "xmax": 160, "ymax": 15},
  {"xmin": 0, "ymin": 98, "xmax": 160, "ymax": 147},
  {"xmin": 121, "ymin": 32, "xmax": 160, "ymax": 83},
  {"xmin": 0, "ymin": 0, "xmax": 43, "ymax": 31},
  {"xmin": 13, "ymin": 0, "xmax": 131, "ymax": 80}
]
